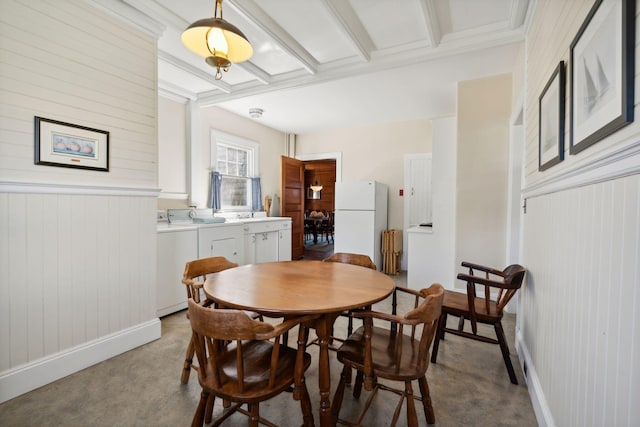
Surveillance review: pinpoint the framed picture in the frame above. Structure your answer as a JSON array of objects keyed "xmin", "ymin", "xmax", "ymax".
[
  {"xmin": 34, "ymin": 116, "xmax": 109, "ymax": 171},
  {"xmin": 570, "ymin": 0, "xmax": 635, "ymax": 154},
  {"xmin": 539, "ymin": 61, "xmax": 566, "ymax": 171}
]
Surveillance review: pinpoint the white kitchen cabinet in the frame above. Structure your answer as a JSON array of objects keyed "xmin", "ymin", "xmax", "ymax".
[
  {"xmin": 278, "ymin": 228, "xmax": 292, "ymax": 261},
  {"xmin": 242, "ymin": 219, "xmax": 292, "ymax": 264},
  {"xmin": 246, "ymin": 231, "xmax": 279, "ymax": 264},
  {"xmin": 198, "ymin": 223, "xmax": 244, "ymax": 265},
  {"xmin": 156, "ymin": 218, "xmax": 291, "ymax": 317},
  {"xmin": 156, "ymin": 227, "xmax": 198, "ymax": 317}
]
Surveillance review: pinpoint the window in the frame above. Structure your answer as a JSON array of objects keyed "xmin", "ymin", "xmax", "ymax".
[{"xmin": 211, "ymin": 130, "xmax": 259, "ymax": 211}]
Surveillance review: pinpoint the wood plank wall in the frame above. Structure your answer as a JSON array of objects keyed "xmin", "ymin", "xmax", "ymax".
[
  {"xmin": 522, "ymin": 176, "xmax": 640, "ymax": 426},
  {"xmin": 521, "ymin": 1, "xmax": 640, "ymax": 425},
  {"xmin": 0, "ymin": 0, "xmax": 160, "ymax": 401},
  {"xmin": 304, "ymin": 159, "xmax": 336, "ymax": 213}
]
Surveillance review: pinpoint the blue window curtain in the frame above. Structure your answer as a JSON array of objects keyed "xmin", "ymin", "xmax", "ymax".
[
  {"xmin": 209, "ymin": 171, "xmax": 222, "ymax": 210},
  {"xmin": 251, "ymin": 177, "xmax": 263, "ymax": 211}
]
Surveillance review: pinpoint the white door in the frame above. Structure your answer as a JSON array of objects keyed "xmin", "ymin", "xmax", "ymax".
[{"xmin": 404, "ymin": 154, "xmax": 432, "ymax": 227}]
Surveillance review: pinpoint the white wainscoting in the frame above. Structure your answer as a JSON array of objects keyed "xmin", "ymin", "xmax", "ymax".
[
  {"xmin": 519, "ymin": 174, "xmax": 640, "ymax": 427},
  {"xmin": 0, "ymin": 183, "xmax": 160, "ymax": 403}
]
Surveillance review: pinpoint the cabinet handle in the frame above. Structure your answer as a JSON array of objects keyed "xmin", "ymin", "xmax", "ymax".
[
  {"xmin": 262, "ymin": 233, "xmax": 268, "ymax": 240},
  {"xmin": 252, "ymin": 235, "xmax": 256, "ymax": 243}
]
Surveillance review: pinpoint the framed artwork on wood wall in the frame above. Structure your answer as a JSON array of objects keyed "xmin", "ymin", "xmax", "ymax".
[
  {"xmin": 569, "ymin": 0, "xmax": 635, "ymax": 155},
  {"xmin": 539, "ymin": 61, "xmax": 566, "ymax": 171},
  {"xmin": 35, "ymin": 117, "xmax": 109, "ymax": 171}
]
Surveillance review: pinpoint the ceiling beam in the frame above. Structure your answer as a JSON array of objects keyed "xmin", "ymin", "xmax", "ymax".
[
  {"xmin": 121, "ymin": 0, "xmax": 186, "ymax": 30},
  {"xmin": 226, "ymin": 0, "xmax": 319, "ymax": 75},
  {"xmin": 158, "ymin": 51, "xmax": 232, "ymax": 94},
  {"xmin": 509, "ymin": 0, "xmax": 531, "ymax": 29},
  {"xmin": 321, "ymin": 0, "xmax": 373, "ymax": 62},
  {"xmin": 195, "ymin": 34, "xmax": 523, "ymax": 108},
  {"xmin": 420, "ymin": 0, "xmax": 441, "ymax": 47},
  {"xmin": 88, "ymin": 0, "xmax": 165, "ymax": 37}
]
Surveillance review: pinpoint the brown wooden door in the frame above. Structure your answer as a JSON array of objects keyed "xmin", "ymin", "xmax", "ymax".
[{"xmin": 281, "ymin": 155, "xmax": 304, "ymax": 259}]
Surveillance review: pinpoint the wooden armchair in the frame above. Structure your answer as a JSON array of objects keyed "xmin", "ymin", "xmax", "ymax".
[
  {"xmin": 322, "ymin": 252, "xmax": 377, "ymax": 340},
  {"xmin": 332, "ymin": 284, "xmax": 444, "ymax": 426},
  {"xmin": 430, "ymin": 261, "xmax": 526, "ymax": 384},
  {"xmin": 187, "ymin": 299, "xmax": 317, "ymax": 427},
  {"xmin": 181, "ymin": 256, "xmax": 240, "ymax": 384}
]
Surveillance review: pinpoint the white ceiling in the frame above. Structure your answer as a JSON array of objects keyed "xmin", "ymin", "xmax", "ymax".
[{"xmin": 114, "ymin": 0, "xmax": 533, "ymax": 134}]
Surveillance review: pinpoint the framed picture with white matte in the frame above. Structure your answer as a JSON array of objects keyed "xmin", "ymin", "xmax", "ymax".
[
  {"xmin": 34, "ymin": 116, "xmax": 109, "ymax": 171},
  {"xmin": 539, "ymin": 61, "xmax": 565, "ymax": 171},
  {"xmin": 569, "ymin": 0, "xmax": 635, "ymax": 154}
]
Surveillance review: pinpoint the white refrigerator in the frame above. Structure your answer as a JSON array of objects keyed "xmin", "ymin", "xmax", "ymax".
[{"xmin": 334, "ymin": 181, "xmax": 388, "ymax": 270}]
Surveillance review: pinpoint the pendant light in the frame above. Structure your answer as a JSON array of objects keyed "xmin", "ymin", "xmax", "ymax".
[
  {"xmin": 181, "ymin": 0, "xmax": 253, "ymax": 80},
  {"xmin": 310, "ymin": 181, "xmax": 323, "ymax": 192}
]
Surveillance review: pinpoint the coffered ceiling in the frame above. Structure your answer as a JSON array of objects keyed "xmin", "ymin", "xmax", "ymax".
[{"xmin": 105, "ymin": 0, "xmax": 534, "ymax": 134}]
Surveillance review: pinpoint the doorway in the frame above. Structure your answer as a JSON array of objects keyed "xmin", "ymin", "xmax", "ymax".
[{"xmin": 296, "ymin": 153, "xmax": 341, "ymax": 259}]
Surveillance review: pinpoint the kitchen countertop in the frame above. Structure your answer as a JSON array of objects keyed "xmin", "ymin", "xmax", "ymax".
[
  {"xmin": 407, "ymin": 225, "xmax": 434, "ymax": 234},
  {"xmin": 157, "ymin": 216, "xmax": 291, "ymax": 232}
]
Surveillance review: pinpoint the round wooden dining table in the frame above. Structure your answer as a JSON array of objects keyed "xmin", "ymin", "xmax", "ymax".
[{"xmin": 203, "ymin": 260, "xmax": 395, "ymax": 427}]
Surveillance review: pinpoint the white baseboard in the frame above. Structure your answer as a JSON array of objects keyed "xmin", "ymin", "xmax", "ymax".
[
  {"xmin": 0, "ymin": 318, "xmax": 161, "ymax": 404},
  {"xmin": 516, "ymin": 330, "xmax": 555, "ymax": 427}
]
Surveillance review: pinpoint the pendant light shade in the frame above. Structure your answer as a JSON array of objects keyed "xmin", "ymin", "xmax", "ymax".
[
  {"xmin": 310, "ymin": 181, "xmax": 323, "ymax": 192},
  {"xmin": 181, "ymin": 0, "xmax": 253, "ymax": 80}
]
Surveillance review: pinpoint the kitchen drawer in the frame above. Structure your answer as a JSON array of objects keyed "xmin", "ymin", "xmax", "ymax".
[{"xmin": 241, "ymin": 219, "xmax": 290, "ymax": 234}]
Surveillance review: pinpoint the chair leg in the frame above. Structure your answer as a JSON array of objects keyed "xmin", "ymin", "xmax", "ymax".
[
  {"xmin": 418, "ymin": 376, "xmax": 435, "ymax": 424},
  {"xmin": 405, "ymin": 381, "xmax": 418, "ymax": 427},
  {"xmin": 191, "ymin": 390, "xmax": 208, "ymax": 427},
  {"xmin": 248, "ymin": 404, "xmax": 260, "ymax": 427},
  {"xmin": 353, "ymin": 370, "xmax": 364, "ymax": 398},
  {"xmin": 430, "ymin": 313, "xmax": 446, "ymax": 364},
  {"xmin": 331, "ymin": 365, "xmax": 349, "ymax": 424},
  {"xmin": 495, "ymin": 321, "xmax": 518, "ymax": 384},
  {"xmin": 181, "ymin": 335, "xmax": 195, "ymax": 384},
  {"xmin": 298, "ymin": 380, "xmax": 314, "ymax": 427},
  {"xmin": 440, "ymin": 312, "xmax": 447, "ymax": 339},
  {"xmin": 204, "ymin": 394, "xmax": 215, "ymax": 424}
]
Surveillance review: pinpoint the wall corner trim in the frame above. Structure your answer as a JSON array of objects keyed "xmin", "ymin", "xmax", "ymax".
[
  {"xmin": 523, "ymin": 139, "xmax": 640, "ymax": 199},
  {"xmin": 0, "ymin": 181, "xmax": 161, "ymax": 197},
  {"xmin": 516, "ymin": 330, "xmax": 556, "ymax": 427},
  {"xmin": 0, "ymin": 318, "xmax": 161, "ymax": 404}
]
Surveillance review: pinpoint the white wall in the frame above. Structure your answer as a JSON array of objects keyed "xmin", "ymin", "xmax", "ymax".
[
  {"xmin": 0, "ymin": 0, "xmax": 161, "ymax": 402},
  {"xmin": 296, "ymin": 119, "xmax": 433, "ymax": 232},
  {"xmin": 455, "ymin": 74, "xmax": 513, "ymax": 276},
  {"xmin": 180, "ymin": 106, "xmax": 285, "ymax": 207},
  {"xmin": 407, "ymin": 117, "xmax": 457, "ymax": 289},
  {"xmin": 158, "ymin": 96, "xmax": 188, "ymax": 197},
  {"xmin": 519, "ymin": 1, "xmax": 640, "ymax": 425}
]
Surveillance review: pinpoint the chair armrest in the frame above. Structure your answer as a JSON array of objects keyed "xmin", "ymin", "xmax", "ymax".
[
  {"xmin": 394, "ymin": 286, "xmax": 423, "ymax": 298},
  {"xmin": 352, "ymin": 309, "xmax": 420, "ymax": 326},
  {"xmin": 461, "ymin": 261, "xmax": 503, "ymax": 277},
  {"xmin": 457, "ymin": 273, "xmax": 517, "ymax": 290},
  {"xmin": 255, "ymin": 314, "xmax": 321, "ymax": 340}
]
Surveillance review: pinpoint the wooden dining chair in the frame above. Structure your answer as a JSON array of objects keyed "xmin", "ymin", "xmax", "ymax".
[
  {"xmin": 322, "ymin": 252, "xmax": 377, "ymax": 339},
  {"xmin": 187, "ymin": 299, "xmax": 317, "ymax": 427},
  {"xmin": 180, "ymin": 256, "xmax": 240, "ymax": 384},
  {"xmin": 331, "ymin": 284, "xmax": 444, "ymax": 426},
  {"xmin": 318, "ymin": 211, "xmax": 334, "ymax": 243},
  {"xmin": 430, "ymin": 261, "xmax": 526, "ymax": 384}
]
